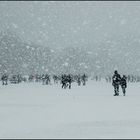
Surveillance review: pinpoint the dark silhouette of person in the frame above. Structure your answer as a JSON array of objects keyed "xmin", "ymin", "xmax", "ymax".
[
  {"xmin": 82, "ymin": 74, "xmax": 87, "ymax": 86},
  {"xmin": 61, "ymin": 74, "xmax": 67, "ymax": 89},
  {"xmin": 68, "ymin": 74, "xmax": 71, "ymax": 89},
  {"xmin": 1, "ymin": 74, "xmax": 8, "ymax": 85},
  {"xmin": 120, "ymin": 75, "xmax": 127, "ymax": 96},
  {"xmin": 112, "ymin": 70, "xmax": 121, "ymax": 96},
  {"xmin": 77, "ymin": 74, "xmax": 81, "ymax": 86}
]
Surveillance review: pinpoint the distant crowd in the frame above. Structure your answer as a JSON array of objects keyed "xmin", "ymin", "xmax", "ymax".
[{"xmin": 0, "ymin": 73, "xmax": 88, "ymax": 89}]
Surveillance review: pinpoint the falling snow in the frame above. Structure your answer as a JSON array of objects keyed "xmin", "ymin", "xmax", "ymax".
[{"xmin": 0, "ymin": 1, "xmax": 139, "ymax": 76}]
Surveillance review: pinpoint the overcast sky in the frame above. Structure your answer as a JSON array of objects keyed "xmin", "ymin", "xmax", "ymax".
[{"xmin": 0, "ymin": 1, "xmax": 140, "ymax": 49}]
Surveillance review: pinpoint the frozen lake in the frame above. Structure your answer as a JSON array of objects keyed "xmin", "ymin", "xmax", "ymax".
[{"xmin": 0, "ymin": 80, "xmax": 140, "ymax": 138}]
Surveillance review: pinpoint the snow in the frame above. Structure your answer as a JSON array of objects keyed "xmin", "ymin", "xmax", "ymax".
[
  {"xmin": 11, "ymin": 23, "xmax": 19, "ymax": 29},
  {"xmin": 63, "ymin": 62, "xmax": 69, "ymax": 67},
  {"xmin": 120, "ymin": 19, "xmax": 127, "ymax": 25},
  {"xmin": 26, "ymin": 45, "xmax": 30, "ymax": 49},
  {"xmin": 0, "ymin": 80, "xmax": 140, "ymax": 138},
  {"xmin": 22, "ymin": 63, "xmax": 28, "ymax": 68},
  {"xmin": 1, "ymin": 28, "xmax": 140, "ymax": 75},
  {"xmin": 51, "ymin": 49, "xmax": 54, "ymax": 53},
  {"xmin": 0, "ymin": 3, "xmax": 139, "ymax": 138}
]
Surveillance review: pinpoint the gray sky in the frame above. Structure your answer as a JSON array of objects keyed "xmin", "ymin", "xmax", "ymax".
[{"xmin": 0, "ymin": 1, "xmax": 140, "ymax": 49}]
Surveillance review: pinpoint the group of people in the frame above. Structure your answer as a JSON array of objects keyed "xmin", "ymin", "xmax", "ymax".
[
  {"xmin": 0, "ymin": 71, "xmax": 127, "ymax": 96},
  {"xmin": 61, "ymin": 74, "xmax": 88, "ymax": 89},
  {"xmin": 0, "ymin": 73, "xmax": 88, "ymax": 89},
  {"xmin": 61, "ymin": 74, "xmax": 72, "ymax": 89},
  {"xmin": 112, "ymin": 70, "xmax": 127, "ymax": 96},
  {"xmin": 1, "ymin": 74, "xmax": 8, "ymax": 85}
]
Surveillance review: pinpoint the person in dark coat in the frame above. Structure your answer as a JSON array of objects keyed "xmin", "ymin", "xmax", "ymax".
[
  {"xmin": 112, "ymin": 70, "xmax": 121, "ymax": 96},
  {"xmin": 42, "ymin": 74, "xmax": 46, "ymax": 85},
  {"xmin": 81, "ymin": 74, "xmax": 87, "ymax": 86},
  {"xmin": 77, "ymin": 74, "xmax": 81, "ymax": 86},
  {"xmin": 1, "ymin": 74, "xmax": 8, "ymax": 85},
  {"xmin": 120, "ymin": 75, "xmax": 127, "ymax": 96},
  {"xmin": 45, "ymin": 74, "xmax": 50, "ymax": 85},
  {"xmin": 67, "ymin": 74, "xmax": 72, "ymax": 89},
  {"xmin": 61, "ymin": 74, "xmax": 67, "ymax": 89}
]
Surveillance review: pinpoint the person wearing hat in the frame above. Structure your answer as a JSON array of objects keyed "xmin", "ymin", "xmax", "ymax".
[{"xmin": 112, "ymin": 70, "xmax": 121, "ymax": 96}]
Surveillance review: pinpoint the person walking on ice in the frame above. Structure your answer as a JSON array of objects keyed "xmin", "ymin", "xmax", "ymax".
[
  {"xmin": 120, "ymin": 75, "xmax": 127, "ymax": 96},
  {"xmin": 112, "ymin": 70, "xmax": 121, "ymax": 96}
]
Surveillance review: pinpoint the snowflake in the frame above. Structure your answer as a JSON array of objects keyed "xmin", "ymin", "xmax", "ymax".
[
  {"xmin": 82, "ymin": 20, "xmax": 89, "ymax": 26},
  {"xmin": 109, "ymin": 15, "xmax": 113, "ymax": 19},
  {"xmin": 120, "ymin": 19, "xmax": 127, "ymax": 25},
  {"xmin": 51, "ymin": 49, "xmax": 54, "ymax": 53},
  {"xmin": 42, "ymin": 22, "xmax": 47, "ymax": 26},
  {"xmin": 26, "ymin": 45, "xmax": 30, "ymax": 49},
  {"xmin": 87, "ymin": 52, "xmax": 92, "ymax": 55},
  {"xmin": 12, "ymin": 23, "xmax": 19, "ymax": 29},
  {"xmin": 63, "ymin": 62, "xmax": 69, "ymax": 66},
  {"xmin": 31, "ymin": 47, "xmax": 35, "ymax": 51},
  {"xmin": 22, "ymin": 63, "xmax": 28, "ymax": 68},
  {"xmin": 84, "ymin": 65, "xmax": 88, "ymax": 69},
  {"xmin": 11, "ymin": 44, "xmax": 15, "ymax": 47},
  {"xmin": 37, "ymin": 17, "xmax": 42, "ymax": 21}
]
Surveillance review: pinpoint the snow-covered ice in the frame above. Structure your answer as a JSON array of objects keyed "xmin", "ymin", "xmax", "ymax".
[{"xmin": 0, "ymin": 80, "xmax": 140, "ymax": 138}]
